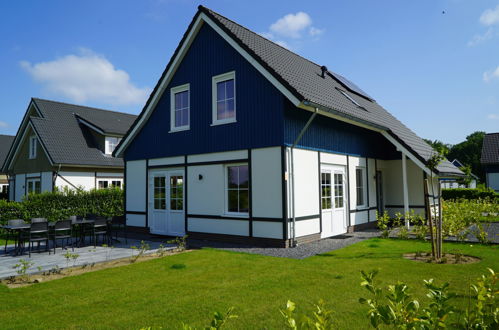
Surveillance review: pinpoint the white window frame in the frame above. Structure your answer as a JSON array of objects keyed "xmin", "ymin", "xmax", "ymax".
[
  {"xmin": 97, "ymin": 178, "xmax": 123, "ymax": 189},
  {"xmin": 170, "ymin": 83, "xmax": 190, "ymax": 132},
  {"xmin": 26, "ymin": 178, "xmax": 41, "ymax": 195},
  {"xmin": 28, "ymin": 135, "xmax": 37, "ymax": 159},
  {"xmin": 105, "ymin": 137, "xmax": 121, "ymax": 155},
  {"xmin": 212, "ymin": 71, "xmax": 236, "ymax": 126},
  {"xmin": 355, "ymin": 167, "xmax": 367, "ymax": 208},
  {"xmin": 224, "ymin": 163, "xmax": 249, "ymax": 217}
]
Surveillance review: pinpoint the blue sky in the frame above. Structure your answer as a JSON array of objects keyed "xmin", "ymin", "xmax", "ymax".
[{"xmin": 0, "ymin": 0, "xmax": 498, "ymax": 144}]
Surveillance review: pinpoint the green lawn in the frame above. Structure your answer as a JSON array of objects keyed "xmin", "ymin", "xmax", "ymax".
[{"xmin": 1, "ymin": 239, "xmax": 497, "ymax": 329}]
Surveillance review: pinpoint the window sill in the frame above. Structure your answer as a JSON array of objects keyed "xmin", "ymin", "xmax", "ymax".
[
  {"xmin": 210, "ymin": 119, "xmax": 237, "ymax": 127},
  {"xmin": 169, "ymin": 127, "xmax": 190, "ymax": 133},
  {"xmin": 222, "ymin": 213, "xmax": 248, "ymax": 219}
]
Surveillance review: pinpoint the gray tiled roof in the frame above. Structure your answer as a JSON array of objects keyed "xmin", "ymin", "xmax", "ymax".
[
  {"xmin": 200, "ymin": 6, "xmax": 461, "ymax": 176},
  {"xmin": 481, "ymin": 133, "xmax": 499, "ymax": 165},
  {"xmin": 29, "ymin": 98, "xmax": 136, "ymax": 167},
  {"xmin": 0, "ymin": 134, "xmax": 15, "ymax": 172}
]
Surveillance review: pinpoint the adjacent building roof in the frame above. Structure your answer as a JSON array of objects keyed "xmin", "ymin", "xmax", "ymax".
[
  {"xmin": 3, "ymin": 98, "xmax": 137, "ymax": 170},
  {"xmin": 481, "ymin": 133, "xmax": 499, "ymax": 165},
  {"xmin": 199, "ymin": 6, "xmax": 461, "ymax": 176},
  {"xmin": 0, "ymin": 134, "xmax": 15, "ymax": 172}
]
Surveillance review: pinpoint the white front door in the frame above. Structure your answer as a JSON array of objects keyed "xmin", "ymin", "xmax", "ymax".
[
  {"xmin": 321, "ymin": 165, "xmax": 347, "ymax": 238},
  {"xmin": 149, "ymin": 169, "xmax": 185, "ymax": 236}
]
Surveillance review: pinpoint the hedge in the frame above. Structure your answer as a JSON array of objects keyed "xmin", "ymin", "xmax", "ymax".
[
  {"xmin": 0, "ymin": 188, "xmax": 123, "ymax": 225},
  {"xmin": 442, "ymin": 188, "xmax": 499, "ymax": 201}
]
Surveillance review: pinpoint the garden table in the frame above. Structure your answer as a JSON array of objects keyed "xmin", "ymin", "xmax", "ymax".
[{"xmin": 1, "ymin": 222, "xmax": 56, "ymax": 255}]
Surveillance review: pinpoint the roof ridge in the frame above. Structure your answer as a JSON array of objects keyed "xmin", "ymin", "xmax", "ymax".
[
  {"xmin": 485, "ymin": 132, "xmax": 499, "ymax": 136},
  {"xmin": 198, "ymin": 5, "xmax": 325, "ymax": 70},
  {"xmin": 32, "ymin": 98, "xmax": 138, "ymax": 117}
]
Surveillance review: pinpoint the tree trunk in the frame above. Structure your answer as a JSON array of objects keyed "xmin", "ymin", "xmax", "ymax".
[
  {"xmin": 424, "ymin": 179, "xmax": 436, "ymax": 259},
  {"xmin": 438, "ymin": 184, "xmax": 443, "ymax": 258}
]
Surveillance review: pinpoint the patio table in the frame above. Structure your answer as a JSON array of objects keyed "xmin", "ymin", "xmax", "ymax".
[
  {"xmin": 71, "ymin": 219, "xmax": 95, "ymax": 248},
  {"xmin": 1, "ymin": 223, "xmax": 56, "ymax": 255}
]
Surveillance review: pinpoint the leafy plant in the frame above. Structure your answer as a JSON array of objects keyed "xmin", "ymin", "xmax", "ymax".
[
  {"xmin": 167, "ymin": 235, "xmax": 188, "ymax": 252},
  {"xmin": 130, "ymin": 240, "xmax": 150, "ymax": 263},
  {"xmin": 281, "ymin": 299, "xmax": 335, "ymax": 330},
  {"xmin": 13, "ymin": 259, "xmax": 34, "ymax": 278},
  {"xmin": 461, "ymin": 268, "xmax": 498, "ymax": 329},
  {"xmin": 181, "ymin": 307, "xmax": 237, "ymax": 330},
  {"xmin": 376, "ymin": 211, "xmax": 391, "ymax": 238}
]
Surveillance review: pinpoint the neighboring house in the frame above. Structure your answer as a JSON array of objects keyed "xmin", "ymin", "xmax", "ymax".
[
  {"xmin": 440, "ymin": 159, "xmax": 478, "ymax": 189},
  {"xmin": 0, "ymin": 134, "xmax": 15, "ymax": 196},
  {"xmin": 114, "ymin": 6, "xmax": 462, "ymax": 246},
  {"xmin": 2, "ymin": 98, "xmax": 137, "ymax": 201},
  {"xmin": 481, "ymin": 133, "xmax": 499, "ymax": 192}
]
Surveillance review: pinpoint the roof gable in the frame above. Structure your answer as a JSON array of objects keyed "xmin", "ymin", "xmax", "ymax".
[
  {"xmin": 115, "ymin": 5, "xmax": 462, "ymax": 176},
  {"xmin": 3, "ymin": 98, "xmax": 137, "ymax": 171}
]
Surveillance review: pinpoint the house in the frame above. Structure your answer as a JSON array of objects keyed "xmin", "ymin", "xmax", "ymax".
[
  {"xmin": 481, "ymin": 133, "xmax": 499, "ymax": 192},
  {"xmin": 2, "ymin": 98, "xmax": 137, "ymax": 201},
  {"xmin": 0, "ymin": 134, "xmax": 15, "ymax": 196},
  {"xmin": 440, "ymin": 159, "xmax": 478, "ymax": 189},
  {"xmin": 114, "ymin": 6, "xmax": 462, "ymax": 247}
]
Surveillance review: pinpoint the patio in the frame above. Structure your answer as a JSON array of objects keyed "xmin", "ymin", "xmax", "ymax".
[{"xmin": 0, "ymin": 237, "xmax": 176, "ymax": 279}]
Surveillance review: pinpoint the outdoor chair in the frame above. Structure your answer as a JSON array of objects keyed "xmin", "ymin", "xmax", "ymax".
[
  {"xmin": 91, "ymin": 218, "xmax": 111, "ymax": 247},
  {"xmin": 26, "ymin": 221, "xmax": 50, "ymax": 257},
  {"xmin": 52, "ymin": 219, "xmax": 74, "ymax": 253},
  {"xmin": 3, "ymin": 219, "xmax": 26, "ymax": 253},
  {"xmin": 111, "ymin": 215, "xmax": 127, "ymax": 244},
  {"xmin": 31, "ymin": 218, "xmax": 47, "ymax": 223}
]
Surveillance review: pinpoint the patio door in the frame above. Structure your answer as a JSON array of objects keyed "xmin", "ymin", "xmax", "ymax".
[
  {"xmin": 148, "ymin": 169, "xmax": 185, "ymax": 236},
  {"xmin": 320, "ymin": 165, "xmax": 347, "ymax": 238}
]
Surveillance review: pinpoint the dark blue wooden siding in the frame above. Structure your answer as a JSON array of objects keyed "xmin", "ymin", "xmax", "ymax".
[
  {"xmin": 283, "ymin": 101, "xmax": 399, "ymax": 159},
  {"xmin": 124, "ymin": 23, "xmax": 284, "ymax": 161}
]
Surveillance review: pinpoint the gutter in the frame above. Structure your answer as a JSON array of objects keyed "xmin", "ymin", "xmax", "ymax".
[{"xmin": 289, "ymin": 107, "xmax": 319, "ymax": 247}]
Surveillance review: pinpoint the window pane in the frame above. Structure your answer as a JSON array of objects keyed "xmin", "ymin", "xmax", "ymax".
[
  {"xmin": 227, "ymin": 167, "xmax": 239, "ymax": 188},
  {"xmin": 98, "ymin": 181, "xmax": 108, "ymax": 189},
  {"xmin": 175, "ymin": 93, "xmax": 182, "ymax": 110},
  {"xmin": 239, "ymin": 189, "xmax": 249, "ymax": 213},
  {"xmin": 238, "ymin": 166, "xmax": 249, "ymax": 188},
  {"xmin": 217, "ymin": 81, "xmax": 225, "ymax": 101},
  {"xmin": 228, "ymin": 190, "xmax": 238, "ymax": 212},
  {"xmin": 226, "ymin": 99, "xmax": 235, "ymax": 117},
  {"xmin": 226, "ymin": 79, "xmax": 234, "ymax": 99},
  {"xmin": 181, "ymin": 91, "xmax": 189, "ymax": 108},
  {"xmin": 182, "ymin": 108, "xmax": 189, "ymax": 126},
  {"xmin": 217, "ymin": 101, "xmax": 226, "ymax": 119}
]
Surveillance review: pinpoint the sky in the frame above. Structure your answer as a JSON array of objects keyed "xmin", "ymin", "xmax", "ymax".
[{"xmin": 0, "ymin": 0, "xmax": 498, "ymax": 145}]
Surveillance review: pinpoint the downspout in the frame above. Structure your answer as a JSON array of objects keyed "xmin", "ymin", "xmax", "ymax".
[{"xmin": 290, "ymin": 107, "xmax": 319, "ymax": 247}]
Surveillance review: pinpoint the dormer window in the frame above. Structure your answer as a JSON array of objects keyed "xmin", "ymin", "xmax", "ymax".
[
  {"xmin": 29, "ymin": 135, "xmax": 37, "ymax": 159},
  {"xmin": 105, "ymin": 136, "xmax": 121, "ymax": 155},
  {"xmin": 170, "ymin": 84, "xmax": 190, "ymax": 132},
  {"xmin": 212, "ymin": 71, "xmax": 236, "ymax": 125}
]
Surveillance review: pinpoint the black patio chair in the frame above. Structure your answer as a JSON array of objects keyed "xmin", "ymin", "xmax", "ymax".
[
  {"xmin": 52, "ymin": 219, "xmax": 74, "ymax": 253},
  {"xmin": 111, "ymin": 215, "xmax": 127, "ymax": 244},
  {"xmin": 3, "ymin": 219, "xmax": 26, "ymax": 253},
  {"xmin": 26, "ymin": 221, "xmax": 50, "ymax": 257},
  {"xmin": 91, "ymin": 218, "xmax": 111, "ymax": 247},
  {"xmin": 31, "ymin": 218, "xmax": 47, "ymax": 223}
]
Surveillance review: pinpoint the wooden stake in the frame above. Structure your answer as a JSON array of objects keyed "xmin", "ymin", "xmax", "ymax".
[{"xmin": 424, "ymin": 179, "xmax": 436, "ymax": 258}]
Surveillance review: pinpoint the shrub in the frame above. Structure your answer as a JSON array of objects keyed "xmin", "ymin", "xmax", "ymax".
[
  {"xmin": 0, "ymin": 188, "xmax": 123, "ymax": 224},
  {"xmin": 442, "ymin": 188, "xmax": 498, "ymax": 201}
]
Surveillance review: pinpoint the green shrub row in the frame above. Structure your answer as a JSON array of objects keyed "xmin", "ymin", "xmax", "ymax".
[
  {"xmin": 0, "ymin": 188, "xmax": 123, "ymax": 224},
  {"xmin": 442, "ymin": 188, "xmax": 498, "ymax": 201}
]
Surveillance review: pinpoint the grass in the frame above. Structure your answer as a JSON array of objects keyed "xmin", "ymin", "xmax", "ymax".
[
  {"xmin": 479, "ymin": 216, "xmax": 499, "ymax": 223},
  {"xmin": 0, "ymin": 239, "xmax": 497, "ymax": 329}
]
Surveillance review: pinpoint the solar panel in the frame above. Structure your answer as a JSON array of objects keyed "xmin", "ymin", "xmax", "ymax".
[{"xmin": 330, "ymin": 72, "xmax": 373, "ymax": 101}]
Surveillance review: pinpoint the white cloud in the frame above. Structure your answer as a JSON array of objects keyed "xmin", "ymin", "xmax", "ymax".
[
  {"xmin": 480, "ymin": 5, "xmax": 499, "ymax": 26},
  {"xmin": 20, "ymin": 48, "xmax": 150, "ymax": 106},
  {"xmin": 487, "ymin": 114, "xmax": 499, "ymax": 120},
  {"xmin": 483, "ymin": 66, "xmax": 499, "ymax": 82},
  {"xmin": 274, "ymin": 40, "xmax": 291, "ymax": 49},
  {"xmin": 270, "ymin": 12, "xmax": 312, "ymax": 38},
  {"xmin": 0, "ymin": 121, "xmax": 8, "ymax": 128},
  {"xmin": 309, "ymin": 27, "xmax": 325, "ymax": 37},
  {"xmin": 468, "ymin": 28, "xmax": 494, "ymax": 46}
]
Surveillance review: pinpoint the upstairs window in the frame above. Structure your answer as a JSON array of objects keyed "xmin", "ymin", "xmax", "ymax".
[
  {"xmin": 356, "ymin": 167, "xmax": 366, "ymax": 207},
  {"xmin": 29, "ymin": 135, "xmax": 37, "ymax": 159},
  {"xmin": 105, "ymin": 137, "xmax": 121, "ymax": 155},
  {"xmin": 170, "ymin": 84, "xmax": 190, "ymax": 131},
  {"xmin": 212, "ymin": 71, "xmax": 236, "ymax": 125}
]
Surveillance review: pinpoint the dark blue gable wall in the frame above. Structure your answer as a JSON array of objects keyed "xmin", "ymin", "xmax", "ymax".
[
  {"xmin": 283, "ymin": 101, "xmax": 399, "ymax": 159},
  {"xmin": 124, "ymin": 23, "xmax": 284, "ymax": 161}
]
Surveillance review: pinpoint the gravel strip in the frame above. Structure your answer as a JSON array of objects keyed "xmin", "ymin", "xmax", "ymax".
[{"xmin": 189, "ymin": 229, "xmax": 380, "ymax": 259}]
